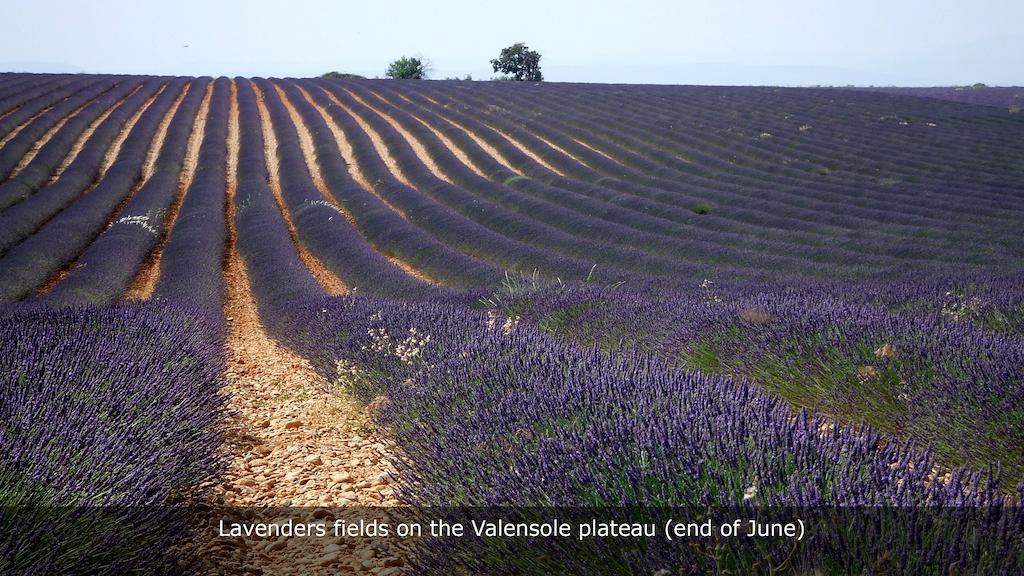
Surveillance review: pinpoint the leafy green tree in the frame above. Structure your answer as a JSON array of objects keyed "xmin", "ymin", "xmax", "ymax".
[
  {"xmin": 320, "ymin": 71, "xmax": 365, "ymax": 79},
  {"xmin": 385, "ymin": 57, "xmax": 427, "ymax": 79},
  {"xmin": 491, "ymin": 43, "xmax": 543, "ymax": 81}
]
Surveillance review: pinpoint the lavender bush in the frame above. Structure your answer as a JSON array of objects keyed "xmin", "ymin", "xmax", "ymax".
[
  {"xmin": 0, "ymin": 302, "xmax": 226, "ymax": 575},
  {"xmin": 275, "ymin": 294, "xmax": 1023, "ymax": 574}
]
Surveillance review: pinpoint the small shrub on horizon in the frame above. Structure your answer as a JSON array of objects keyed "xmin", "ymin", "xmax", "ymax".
[
  {"xmin": 320, "ymin": 71, "xmax": 366, "ymax": 79},
  {"xmin": 385, "ymin": 56, "xmax": 428, "ymax": 80}
]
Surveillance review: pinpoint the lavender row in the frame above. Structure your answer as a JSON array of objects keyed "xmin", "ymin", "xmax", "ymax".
[
  {"xmin": 232, "ymin": 77, "xmax": 324, "ymax": 331},
  {"xmin": 471, "ymin": 82, "xmax": 1021, "ymax": 236},
  {"xmin": 0, "ymin": 78, "xmax": 146, "ymax": 210},
  {"xmin": 542, "ymin": 83, "xmax": 1023, "ymax": 212},
  {"xmin": 396, "ymin": 84, "xmax": 833, "ymax": 251},
  {"xmin": 619, "ymin": 90, "xmax": 1024, "ymax": 227},
  {"xmin": 346, "ymin": 83, "xmax": 744, "ymax": 275},
  {"xmin": 517, "ymin": 90, "xmax": 1021, "ymax": 267},
  {"xmin": 318, "ymin": 81, "xmax": 653, "ymax": 281},
  {"xmin": 339, "ymin": 82, "xmax": 704, "ymax": 278},
  {"xmin": 599, "ymin": 84, "xmax": 1022, "ymax": 190},
  {"xmin": 407, "ymin": 80, "xmax": 826, "ymax": 238},
  {"xmin": 804, "ymin": 87, "xmax": 1024, "ymax": 169},
  {"xmin": 275, "ymin": 79, "xmax": 502, "ymax": 289},
  {"xmin": 0, "ymin": 74, "xmax": 60, "ymax": 111},
  {"xmin": 0, "ymin": 79, "xmax": 165, "ymax": 255},
  {"xmin": 370, "ymin": 82, "xmax": 893, "ymax": 277},
  {"xmin": 414, "ymin": 82, "xmax": 963, "ymax": 271},
  {"xmin": 485, "ymin": 84, "xmax": 1016, "ymax": 236},
  {"xmin": 43, "ymin": 79, "xmax": 208, "ymax": 306},
  {"xmin": 534, "ymin": 84, "xmax": 1024, "ymax": 228},
  {"xmin": 450, "ymin": 82, "xmax": 907, "ymax": 230},
  {"xmin": 152, "ymin": 77, "xmax": 231, "ymax": 312},
  {"xmin": 0, "ymin": 78, "xmax": 188, "ymax": 302}
]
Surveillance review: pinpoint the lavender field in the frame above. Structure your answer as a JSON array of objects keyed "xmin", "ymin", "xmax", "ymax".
[{"xmin": 1, "ymin": 73, "xmax": 1023, "ymax": 574}]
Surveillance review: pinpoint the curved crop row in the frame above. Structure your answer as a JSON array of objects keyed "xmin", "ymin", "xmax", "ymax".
[
  {"xmin": 306, "ymin": 80, "xmax": 631, "ymax": 284},
  {"xmin": 410, "ymin": 83, "xmax": 933, "ymax": 272},
  {"xmin": 0, "ymin": 79, "xmax": 145, "ymax": 210},
  {"xmin": 0, "ymin": 77, "xmax": 116, "ymax": 176},
  {"xmin": 0, "ymin": 74, "xmax": 58, "ymax": 111},
  {"xmin": 252, "ymin": 78, "xmax": 439, "ymax": 298},
  {"xmin": 512, "ymin": 86, "xmax": 1015, "ymax": 266},
  {"xmin": 522, "ymin": 84, "xmax": 1024, "ymax": 229},
  {"xmin": 344, "ymin": 83, "xmax": 714, "ymax": 276},
  {"xmin": 0, "ymin": 79, "xmax": 188, "ymax": 302},
  {"xmin": 541, "ymin": 83, "xmax": 1023, "ymax": 214},
  {"xmin": 398, "ymin": 83, "xmax": 947, "ymax": 262},
  {"xmin": 329, "ymin": 82, "xmax": 666, "ymax": 279},
  {"xmin": 0, "ymin": 79, "xmax": 165, "ymax": 254},
  {"xmin": 362, "ymin": 83, "xmax": 885, "ymax": 279},
  {"xmin": 392, "ymin": 86, "xmax": 795, "ymax": 245},
  {"xmin": 464, "ymin": 82, "xmax": 1018, "ymax": 238},
  {"xmin": 0, "ymin": 78, "xmax": 123, "ymax": 181},
  {"xmin": 278, "ymin": 80, "xmax": 501, "ymax": 287},
  {"xmin": 43, "ymin": 79, "xmax": 208, "ymax": 306},
  {"xmin": 314, "ymin": 81, "xmax": 637, "ymax": 284},
  {"xmin": 0, "ymin": 76, "xmax": 80, "ymax": 140}
]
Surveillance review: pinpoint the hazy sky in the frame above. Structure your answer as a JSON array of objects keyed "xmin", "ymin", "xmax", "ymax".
[{"xmin": 2, "ymin": 0, "xmax": 1021, "ymax": 85}]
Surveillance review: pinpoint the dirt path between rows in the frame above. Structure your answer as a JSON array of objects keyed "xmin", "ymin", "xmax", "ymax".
[
  {"xmin": 194, "ymin": 79, "xmax": 409, "ymax": 576},
  {"xmin": 0, "ymin": 106, "xmax": 51, "ymax": 148}
]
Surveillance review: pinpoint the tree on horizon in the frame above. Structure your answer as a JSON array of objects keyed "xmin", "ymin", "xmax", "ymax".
[{"xmin": 491, "ymin": 43, "xmax": 543, "ymax": 81}]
